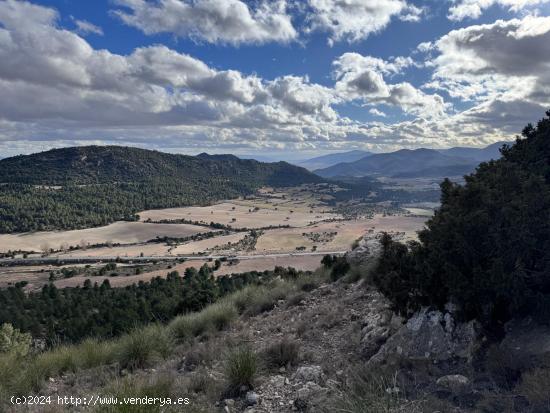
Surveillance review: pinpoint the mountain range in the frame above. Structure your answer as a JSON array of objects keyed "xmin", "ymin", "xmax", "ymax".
[{"xmin": 313, "ymin": 142, "xmax": 509, "ymax": 178}]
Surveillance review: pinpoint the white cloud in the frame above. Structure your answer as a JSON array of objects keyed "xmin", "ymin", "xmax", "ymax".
[
  {"xmin": 74, "ymin": 19, "xmax": 104, "ymax": 36},
  {"xmin": 0, "ymin": 1, "xmax": 345, "ymax": 153},
  {"xmin": 1, "ymin": 0, "xmax": 546, "ymax": 156},
  {"xmin": 420, "ymin": 15, "xmax": 550, "ymax": 149},
  {"xmin": 333, "ymin": 53, "xmax": 449, "ymax": 118},
  {"xmin": 427, "ymin": 16, "xmax": 550, "ymax": 103},
  {"xmin": 369, "ymin": 108, "xmax": 387, "ymax": 117},
  {"xmin": 448, "ymin": 0, "xmax": 550, "ymax": 21},
  {"xmin": 305, "ymin": 0, "xmax": 417, "ymax": 45},
  {"xmin": 112, "ymin": 0, "xmax": 297, "ymax": 45}
]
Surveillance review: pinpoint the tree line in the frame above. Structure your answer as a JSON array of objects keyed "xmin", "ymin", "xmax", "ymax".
[{"xmin": 0, "ymin": 265, "xmax": 306, "ymax": 345}]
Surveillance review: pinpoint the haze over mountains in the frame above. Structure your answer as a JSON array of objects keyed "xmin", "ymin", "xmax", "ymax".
[
  {"xmin": 310, "ymin": 141, "xmax": 509, "ymax": 178},
  {"xmin": 293, "ymin": 150, "xmax": 372, "ymax": 171}
]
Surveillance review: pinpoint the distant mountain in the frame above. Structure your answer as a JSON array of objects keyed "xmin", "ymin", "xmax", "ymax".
[
  {"xmin": 295, "ymin": 150, "xmax": 372, "ymax": 171},
  {"xmin": 314, "ymin": 142, "xmax": 511, "ymax": 179},
  {"xmin": 0, "ymin": 146, "xmax": 321, "ymax": 233},
  {"xmin": 438, "ymin": 141, "xmax": 509, "ymax": 162},
  {"xmin": 315, "ymin": 148, "xmax": 477, "ymax": 178}
]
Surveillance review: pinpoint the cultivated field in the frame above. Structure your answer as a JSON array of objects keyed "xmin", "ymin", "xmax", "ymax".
[
  {"xmin": 0, "ymin": 222, "xmax": 207, "ymax": 253},
  {"xmin": 254, "ymin": 215, "xmax": 426, "ymax": 253},
  {"xmin": 170, "ymin": 232, "xmax": 248, "ymax": 255},
  {"xmin": 0, "ymin": 185, "xmax": 431, "ymax": 290},
  {"xmin": 139, "ymin": 201, "xmax": 339, "ymax": 229}
]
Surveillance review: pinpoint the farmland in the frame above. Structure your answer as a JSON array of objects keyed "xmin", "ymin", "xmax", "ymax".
[{"xmin": 0, "ymin": 184, "xmax": 430, "ymax": 290}]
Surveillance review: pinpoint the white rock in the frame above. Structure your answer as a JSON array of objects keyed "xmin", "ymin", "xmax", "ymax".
[
  {"xmin": 293, "ymin": 365, "xmax": 324, "ymax": 384},
  {"xmin": 245, "ymin": 391, "xmax": 259, "ymax": 406},
  {"xmin": 436, "ymin": 374, "xmax": 470, "ymax": 390}
]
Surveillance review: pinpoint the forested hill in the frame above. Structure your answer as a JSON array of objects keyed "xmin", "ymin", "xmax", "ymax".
[
  {"xmin": 0, "ymin": 146, "xmax": 321, "ymax": 233},
  {"xmin": 0, "ymin": 146, "xmax": 320, "ymax": 187}
]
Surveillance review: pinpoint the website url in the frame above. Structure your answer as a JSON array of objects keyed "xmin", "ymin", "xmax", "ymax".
[{"xmin": 11, "ymin": 395, "xmax": 191, "ymax": 407}]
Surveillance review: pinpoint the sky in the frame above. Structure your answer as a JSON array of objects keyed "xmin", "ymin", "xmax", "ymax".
[{"xmin": 0, "ymin": 0, "xmax": 549, "ymax": 159}]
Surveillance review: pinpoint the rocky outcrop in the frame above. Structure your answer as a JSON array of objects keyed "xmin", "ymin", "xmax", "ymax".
[
  {"xmin": 367, "ymin": 308, "xmax": 481, "ymax": 369},
  {"xmin": 346, "ymin": 237, "xmax": 380, "ymax": 267}
]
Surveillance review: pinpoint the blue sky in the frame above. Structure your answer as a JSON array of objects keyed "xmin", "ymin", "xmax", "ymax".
[{"xmin": 0, "ymin": 0, "xmax": 549, "ymax": 159}]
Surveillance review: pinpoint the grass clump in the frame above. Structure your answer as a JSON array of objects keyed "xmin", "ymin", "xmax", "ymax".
[
  {"xmin": 333, "ymin": 369, "xmax": 421, "ymax": 413},
  {"xmin": 224, "ymin": 346, "xmax": 258, "ymax": 395},
  {"xmin": 116, "ymin": 325, "xmax": 174, "ymax": 370},
  {"xmin": 76, "ymin": 338, "xmax": 117, "ymax": 370},
  {"xmin": 243, "ymin": 281, "xmax": 295, "ymax": 317},
  {"xmin": 262, "ymin": 339, "xmax": 300, "ymax": 370},
  {"xmin": 169, "ymin": 300, "xmax": 238, "ymax": 342}
]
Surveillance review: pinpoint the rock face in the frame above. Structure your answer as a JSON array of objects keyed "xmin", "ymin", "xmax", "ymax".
[
  {"xmin": 346, "ymin": 237, "xmax": 380, "ymax": 267},
  {"xmin": 359, "ymin": 309, "xmax": 393, "ymax": 359},
  {"xmin": 367, "ymin": 308, "xmax": 481, "ymax": 368}
]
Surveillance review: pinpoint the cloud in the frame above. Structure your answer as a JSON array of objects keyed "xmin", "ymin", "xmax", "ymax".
[
  {"xmin": 448, "ymin": 0, "xmax": 550, "ymax": 21},
  {"xmin": 1, "ymin": 0, "xmax": 546, "ymax": 157},
  {"xmin": 112, "ymin": 0, "xmax": 297, "ymax": 45},
  {"xmin": 0, "ymin": 0, "xmax": 345, "ymax": 154},
  {"xmin": 419, "ymin": 15, "xmax": 550, "ymax": 150},
  {"xmin": 305, "ymin": 0, "xmax": 418, "ymax": 45},
  {"xmin": 369, "ymin": 108, "xmax": 387, "ymax": 117},
  {"xmin": 426, "ymin": 16, "xmax": 550, "ymax": 103},
  {"xmin": 333, "ymin": 53, "xmax": 449, "ymax": 118},
  {"xmin": 73, "ymin": 19, "xmax": 104, "ymax": 36}
]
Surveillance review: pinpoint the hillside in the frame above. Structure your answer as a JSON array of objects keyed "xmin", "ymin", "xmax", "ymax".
[
  {"xmin": 0, "ymin": 146, "xmax": 321, "ymax": 187},
  {"xmin": 294, "ymin": 150, "xmax": 372, "ymax": 171},
  {"xmin": 315, "ymin": 148, "xmax": 476, "ymax": 178},
  {"xmin": 0, "ymin": 146, "xmax": 321, "ymax": 233}
]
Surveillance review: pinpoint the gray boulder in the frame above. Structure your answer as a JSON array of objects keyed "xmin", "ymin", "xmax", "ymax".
[
  {"xmin": 368, "ymin": 308, "xmax": 481, "ymax": 366},
  {"xmin": 293, "ymin": 365, "xmax": 325, "ymax": 384},
  {"xmin": 436, "ymin": 374, "xmax": 470, "ymax": 391},
  {"xmin": 346, "ymin": 237, "xmax": 380, "ymax": 267}
]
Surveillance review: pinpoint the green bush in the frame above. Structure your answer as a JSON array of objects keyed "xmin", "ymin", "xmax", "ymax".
[
  {"xmin": 0, "ymin": 323, "xmax": 31, "ymax": 356},
  {"xmin": 372, "ymin": 112, "xmax": 550, "ymax": 327}
]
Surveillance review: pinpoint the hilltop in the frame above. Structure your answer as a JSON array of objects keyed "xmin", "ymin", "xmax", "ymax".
[
  {"xmin": 0, "ymin": 146, "xmax": 321, "ymax": 233},
  {"xmin": 0, "ymin": 146, "xmax": 321, "ymax": 187}
]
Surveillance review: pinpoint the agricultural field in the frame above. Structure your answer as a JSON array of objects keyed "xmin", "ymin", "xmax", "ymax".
[
  {"xmin": 0, "ymin": 222, "xmax": 207, "ymax": 253},
  {"xmin": 138, "ymin": 199, "xmax": 339, "ymax": 229},
  {"xmin": 0, "ymin": 185, "xmax": 431, "ymax": 291}
]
